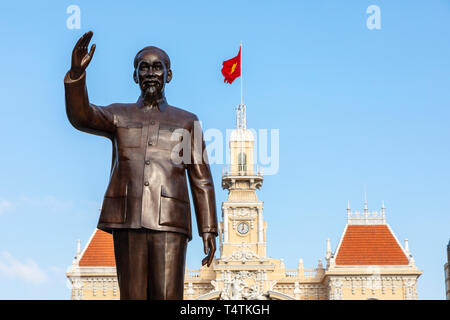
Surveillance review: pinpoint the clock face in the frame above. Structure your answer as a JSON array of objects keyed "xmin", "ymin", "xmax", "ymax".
[{"xmin": 237, "ymin": 222, "xmax": 250, "ymax": 235}]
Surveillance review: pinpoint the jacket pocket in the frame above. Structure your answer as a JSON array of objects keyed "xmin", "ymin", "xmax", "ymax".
[
  {"xmin": 117, "ymin": 123, "xmax": 143, "ymax": 148},
  {"xmin": 158, "ymin": 124, "xmax": 184, "ymax": 151},
  {"xmin": 99, "ymin": 196, "xmax": 127, "ymax": 224},
  {"xmin": 159, "ymin": 185, "xmax": 189, "ymax": 229},
  {"xmin": 104, "ymin": 165, "xmax": 125, "ymax": 197}
]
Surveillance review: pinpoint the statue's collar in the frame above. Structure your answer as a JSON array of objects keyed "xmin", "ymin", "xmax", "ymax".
[{"xmin": 137, "ymin": 96, "xmax": 168, "ymax": 112}]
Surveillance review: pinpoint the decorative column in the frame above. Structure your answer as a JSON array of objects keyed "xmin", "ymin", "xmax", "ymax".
[
  {"xmin": 223, "ymin": 208, "xmax": 229, "ymax": 243},
  {"xmin": 257, "ymin": 207, "xmax": 263, "ymax": 243},
  {"xmin": 298, "ymin": 258, "xmax": 304, "ymax": 278},
  {"xmin": 113, "ymin": 280, "xmax": 117, "ymax": 297},
  {"xmin": 404, "ymin": 279, "xmax": 416, "ymax": 300},
  {"xmin": 186, "ymin": 282, "xmax": 195, "ymax": 299},
  {"xmin": 294, "ymin": 281, "xmax": 301, "ymax": 300},
  {"xmin": 329, "ymin": 278, "xmax": 343, "ymax": 300}
]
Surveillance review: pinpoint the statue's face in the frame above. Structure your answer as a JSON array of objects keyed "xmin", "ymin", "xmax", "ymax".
[{"xmin": 134, "ymin": 50, "xmax": 172, "ymax": 101}]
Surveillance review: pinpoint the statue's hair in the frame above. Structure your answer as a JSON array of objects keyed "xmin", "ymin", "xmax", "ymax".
[{"xmin": 134, "ymin": 46, "xmax": 171, "ymax": 70}]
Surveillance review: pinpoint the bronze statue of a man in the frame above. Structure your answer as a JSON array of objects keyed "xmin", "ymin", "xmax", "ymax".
[{"xmin": 64, "ymin": 31, "xmax": 218, "ymax": 300}]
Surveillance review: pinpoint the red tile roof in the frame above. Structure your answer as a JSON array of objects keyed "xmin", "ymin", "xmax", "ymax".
[
  {"xmin": 335, "ymin": 225, "xmax": 409, "ymax": 265},
  {"xmin": 79, "ymin": 229, "xmax": 116, "ymax": 267}
]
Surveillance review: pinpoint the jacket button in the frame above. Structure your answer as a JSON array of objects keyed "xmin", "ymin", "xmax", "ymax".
[
  {"xmin": 148, "ymin": 141, "xmax": 153, "ymax": 146},
  {"xmin": 144, "ymin": 181, "xmax": 149, "ymax": 186},
  {"xmin": 145, "ymin": 160, "xmax": 151, "ymax": 165}
]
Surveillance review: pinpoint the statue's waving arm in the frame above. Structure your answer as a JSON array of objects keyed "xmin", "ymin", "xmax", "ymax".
[{"xmin": 64, "ymin": 31, "xmax": 114, "ymax": 136}]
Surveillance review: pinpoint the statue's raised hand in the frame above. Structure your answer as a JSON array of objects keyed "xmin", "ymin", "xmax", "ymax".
[{"xmin": 70, "ymin": 31, "xmax": 96, "ymax": 79}]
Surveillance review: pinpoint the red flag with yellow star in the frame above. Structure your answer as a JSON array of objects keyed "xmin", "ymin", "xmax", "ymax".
[{"xmin": 221, "ymin": 47, "xmax": 241, "ymax": 84}]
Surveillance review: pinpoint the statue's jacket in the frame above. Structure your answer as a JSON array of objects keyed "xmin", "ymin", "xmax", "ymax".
[{"xmin": 64, "ymin": 72, "xmax": 217, "ymax": 240}]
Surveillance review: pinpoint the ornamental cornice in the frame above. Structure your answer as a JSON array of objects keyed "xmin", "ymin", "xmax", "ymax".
[
  {"xmin": 66, "ymin": 267, "xmax": 117, "ymax": 276},
  {"xmin": 221, "ymin": 249, "xmax": 267, "ymax": 263},
  {"xmin": 221, "ymin": 242, "xmax": 263, "ymax": 247},
  {"xmin": 222, "ymin": 202, "xmax": 263, "ymax": 208},
  {"xmin": 324, "ymin": 271, "xmax": 422, "ymax": 278},
  {"xmin": 326, "ymin": 274, "xmax": 419, "ymax": 281},
  {"xmin": 213, "ymin": 264, "xmax": 275, "ymax": 271},
  {"xmin": 325, "ymin": 265, "xmax": 422, "ymax": 276}
]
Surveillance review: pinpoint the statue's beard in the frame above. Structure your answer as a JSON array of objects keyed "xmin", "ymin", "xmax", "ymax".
[{"xmin": 143, "ymin": 85, "xmax": 162, "ymax": 101}]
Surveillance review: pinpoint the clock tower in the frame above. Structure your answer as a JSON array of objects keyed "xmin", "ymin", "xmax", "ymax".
[{"xmin": 220, "ymin": 104, "xmax": 265, "ymax": 261}]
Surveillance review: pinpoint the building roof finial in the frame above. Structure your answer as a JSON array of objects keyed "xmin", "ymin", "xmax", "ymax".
[
  {"xmin": 318, "ymin": 258, "xmax": 323, "ymax": 269},
  {"xmin": 72, "ymin": 239, "xmax": 82, "ymax": 267},
  {"xmin": 363, "ymin": 186, "xmax": 368, "ymax": 214},
  {"xmin": 236, "ymin": 104, "xmax": 247, "ymax": 130},
  {"xmin": 76, "ymin": 239, "xmax": 81, "ymax": 258},
  {"xmin": 326, "ymin": 238, "xmax": 332, "ymax": 260}
]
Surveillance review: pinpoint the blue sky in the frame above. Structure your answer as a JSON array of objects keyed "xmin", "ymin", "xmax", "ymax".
[{"xmin": 0, "ymin": 0, "xmax": 449, "ymax": 299}]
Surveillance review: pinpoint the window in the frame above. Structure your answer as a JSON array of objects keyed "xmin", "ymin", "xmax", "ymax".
[{"xmin": 238, "ymin": 152, "xmax": 247, "ymax": 173}]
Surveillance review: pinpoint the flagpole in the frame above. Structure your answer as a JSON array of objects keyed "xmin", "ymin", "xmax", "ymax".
[
  {"xmin": 239, "ymin": 41, "xmax": 244, "ymax": 172},
  {"xmin": 240, "ymin": 41, "xmax": 243, "ymax": 106}
]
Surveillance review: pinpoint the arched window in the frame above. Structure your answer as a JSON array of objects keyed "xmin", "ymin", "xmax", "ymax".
[{"xmin": 238, "ymin": 152, "xmax": 247, "ymax": 174}]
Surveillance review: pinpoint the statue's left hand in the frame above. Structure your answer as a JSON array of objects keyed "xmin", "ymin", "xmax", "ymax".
[{"xmin": 201, "ymin": 232, "xmax": 216, "ymax": 267}]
